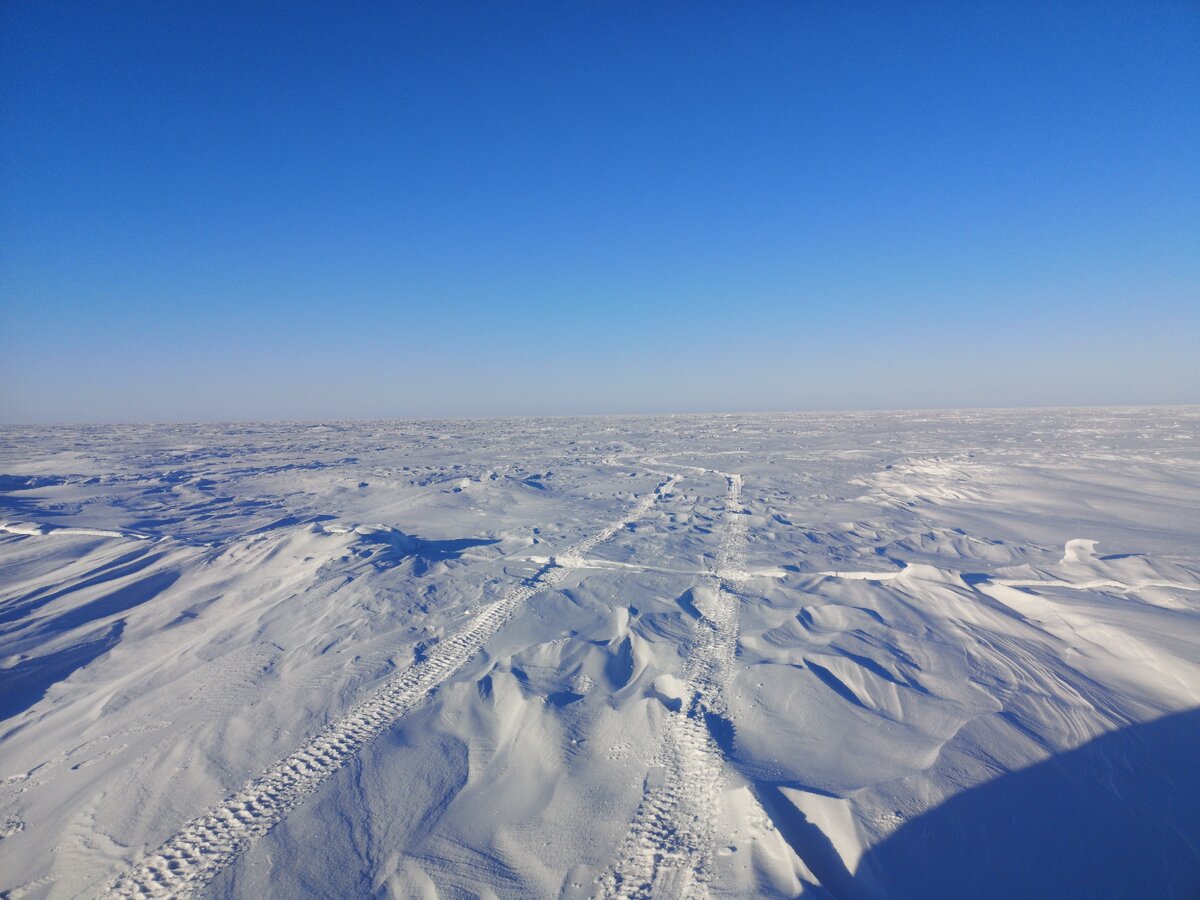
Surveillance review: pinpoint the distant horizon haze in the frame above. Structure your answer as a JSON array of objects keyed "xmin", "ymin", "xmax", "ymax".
[{"xmin": 5, "ymin": 402, "xmax": 1200, "ymax": 430}]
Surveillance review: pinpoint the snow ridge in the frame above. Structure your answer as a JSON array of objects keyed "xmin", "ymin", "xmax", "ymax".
[
  {"xmin": 600, "ymin": 472, "xmax": 747, "ymax": 899},
  {"xmin": 102, "ymin": 476, "xmax": 680, "ymax": 900}
]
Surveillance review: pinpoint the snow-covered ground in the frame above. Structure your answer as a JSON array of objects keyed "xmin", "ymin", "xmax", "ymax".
[{"xmin": 1, "ymin": 409, "xmax": 1197, "ymax": 899}]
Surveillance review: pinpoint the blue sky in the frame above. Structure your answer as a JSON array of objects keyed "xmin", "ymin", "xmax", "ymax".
[{"xmin": 2, "ymin": 1, "xmax": 1197, "ymax": 422}]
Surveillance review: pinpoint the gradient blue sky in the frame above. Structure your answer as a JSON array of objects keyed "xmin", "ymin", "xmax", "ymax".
[{"xmin": 2, "ymin": 1, "xmax": 1197, "ymax": 422}]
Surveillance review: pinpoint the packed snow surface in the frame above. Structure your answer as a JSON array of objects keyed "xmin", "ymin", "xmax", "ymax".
[{"xmin": 1, "ymin": 409, "xmax": 1198, "ymax": 899}]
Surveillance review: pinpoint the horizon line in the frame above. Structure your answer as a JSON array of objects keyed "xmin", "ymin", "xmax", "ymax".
[{"xmin": 3, "ymin": 401, "xmax": 1198, "ymax": 430}]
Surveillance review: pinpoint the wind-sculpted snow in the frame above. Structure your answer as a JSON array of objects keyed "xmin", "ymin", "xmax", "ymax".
[
  {"xmin": 1, "ymin": 410, "xmax": 1198, "ymax": 899},
  {"xmin": 103, "ymin": 476, "xmax": 680, "ymax": 899}
]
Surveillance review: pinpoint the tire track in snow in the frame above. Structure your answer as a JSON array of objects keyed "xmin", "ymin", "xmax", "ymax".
[
  {"xmin": 103, "ymin": 476, "xmax": 680, "ymax": 900},
  {"xmin": 599, "ymin": 471, "xmax": 748, "ymax": 899}
]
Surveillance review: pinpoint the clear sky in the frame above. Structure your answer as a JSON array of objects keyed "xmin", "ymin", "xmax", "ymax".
[{"xmin": 2, "ymin": 1, "xmax": 1197, "ymax": 423}]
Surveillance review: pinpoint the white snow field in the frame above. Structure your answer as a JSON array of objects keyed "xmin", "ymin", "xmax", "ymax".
[{"xmin": 0, "ymin": 409, "xmax": 1198, "ymax": 899}]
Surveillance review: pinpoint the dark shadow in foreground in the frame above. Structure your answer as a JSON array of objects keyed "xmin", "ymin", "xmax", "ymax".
[{"xmin": 855, "ymin": 708, "xmax": 1200, "ymax": 899}]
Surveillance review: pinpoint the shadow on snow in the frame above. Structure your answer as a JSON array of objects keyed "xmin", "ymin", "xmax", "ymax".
[{"xmin": 855, "ymin": 707, "xmax": 1200, "ymax": 899}]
